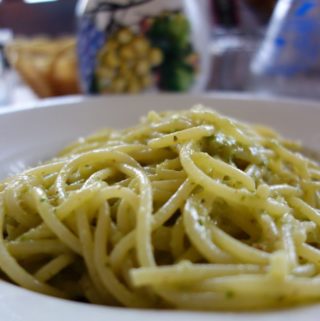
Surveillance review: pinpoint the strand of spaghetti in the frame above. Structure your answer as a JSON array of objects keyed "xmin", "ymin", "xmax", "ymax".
[
  {"xmin": 183, "ymin": 197, "xmax": 234, "ymax": 263},
  {"xmin": 32, "ymin": 187, "xmax": 81, "ymax": 254},
  {"xmin": 209, "ymin": 220, "xmax": 270, "ymax": 265},
  {"xmin": 253, "ymin": 124, "xmax": 280, "ymax": 138},
  {"xmin": 151, "ymin": 117, "xmax": 192, "ymax": 133},
  {"xmin": 188, "ymin": 107, "xmax": 253, "ymax": 145},
  {"xmin": 220, "ymin": 207, "xmax": 260, "ymax": 240},
  {"xmin": 273, "ymin": 142, "xmax": 310, "ymax": 179},
  {"xmin": 55, "ymin": 184, "xmax": 102, "ymax": 220},
  {"xmin": 93, "ymin": 186, "xmax": 141, "ymax": 273},
  {"xmin": 152, "ymin": 178, "xmax": 194, "ymax": 228},
  {"xmin": 93, "ymin": 202, "xmax": 110, "ymax": 268},
  {"xmin": 180, "ymin": 142, "xmax": 289, "ymax": 216},
  {"xmin": 195, "ymin": 274, "xmax": 320, "ymax": 299},
  {"xmin": 131, "ymin": 262, "xmax": 264, "ymax": 287},
  {"xmin": 170, "ymin": 218, "xmax": 185, "ymax": 259},
  {"xmin": 269, "ymin": 184, "xmax": 302, "ymax": 196},
  {"xmin": 122, "ymin": 125, "xmax": 151, "ymax": 141},
  {"xmin": 192, "ymin": 152, "xmax": 255, "ymax": 191},
  {"xmin": 117, "ymin": 179, "xmax": 137, "ymax": 234},
  {"xmin": 152, "ymin": 179, "xmax": 184, "ymax": 192},
  {"xmin": 152, "ymin": 188, "xmax": 172, "ymax": 202},
  {"xmin": 41, "ymin": 171, "xmax": 58, "ymax": 187},
  {"xmin": 62, "ymin": 141, "xmax": 116, "ymax": 156},
  {"xmin": 292, "ymin": 263, "xmax": 316, "ymax": 277},
  {"xmin": 17, "ymin": 224, "xmax": 53, "ymax": 241},
  {"xmin": 22, "ymin": 160, "xmax": 65, "ymax": 178},
  {"xmin": 117, "ymin": 163, "xmax": 154, "ymax": 267},
  {"xmin": 289, "ymin": 197, "xmax": 320, "ymax": 226},
  {"xmin": 152, "ymin": 168, "xmax": 186, "ymax": 180},
  {"xmin": 297, "ymin": 243, "xmax": 320, "ymax": 266},
  {"xmin": 82, "ymin": 168, "xmax": 115, "ymax": 188},
  {"xmin": 120, "ymin": 256, "xmax": 135, "ymax": 290},
  {"xmin": 90, "ymin": 207, "xmax": 110, "ymax": 302},
  {"xmin": 303, "ymin": 181, "xmax": 318, "ymax": 207},
  {"xmin": 6, "ymin": 239, "xmax": 70, "ymax": 259},
  {"xmin": 58, "ymin": 131, "xmax": 111, "ymax": 156},
  {"xmin": 130, "ymin": 147, "xmax": 175, "ymax": 163},
  {"xmin": 157, "ymin": 157, "xmax": 181, "ymax": 170},
  {"xmin": 93, "ymin": 204, "xmax": 152, "ymax": 308},
  {"xmin": 279, "ymin": 215, "xmax": 297, "ymax": 269},
  {"xmin": 96, "ymin": 259, "xmax": 153, "ymax": 308},
  {"xmin": 3, "ymin": 182, "xmax": 39, "ymax": 227},
  {"xmin": 259, "ymin": 213, "xmax": 279, "ymax": 243},
  {"xmin": 117, "ymin": 198, "xmax": 133, "ymax": 234},
  {"xmin": 155, "ymin": 288, "xmax": 278, "ymax": 310},
  {"xmin": 148, "ymin": 125, "xmax": 215, "ymax": 149},
  {"xmin": 310, "ymin": 169, "xmax": 320, "ymax": 179},
  {"xmin": 0, "ymin": 201, "xmax": 66, "ymax": 298},
  {"xmin": 5, "ymin": 224, "xmax": 26, "ymax": 241},
  {"xmin": 92, "ymin": 202, "xmax": 133, "ymax": 305},
  {"xmin": 34, "ymin": 254, "xmax": 75, "ymax": 282},
  {"xmin": 76, "ymin": 207, "xmax": 116, "ymax": 305},
  {"xmin": 96, "ymin": 187, "xmax": 140, "ymax": 220},
  {"xmin": 268, "ymin": 250, "xmax": 289, "ymax": 279},
  {"xmin": 109, "ymin": 231, "xmax": 135, "ymax": 273},
  {"xmin": 55, "ymin": 148, "xmax": 141, "ymax": 201},
  {"xmin": 268, "ymin": 159, "xmax": 298, "ymax": 183}
]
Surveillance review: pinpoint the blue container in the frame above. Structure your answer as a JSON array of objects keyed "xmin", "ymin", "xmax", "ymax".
[{"xmin": 251, "ymin": 0, "xmax": 320, "ymax": 98}]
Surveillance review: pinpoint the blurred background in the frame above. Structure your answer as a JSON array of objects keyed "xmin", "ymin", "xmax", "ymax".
[{"xmin": 0, "ymin": 0, "xmax": 319, "ymax": 107}]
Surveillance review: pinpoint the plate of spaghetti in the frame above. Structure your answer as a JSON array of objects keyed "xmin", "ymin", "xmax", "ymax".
[{"xmin": 0, "ymin": 94, "xmax": 320, "ymax": 321}]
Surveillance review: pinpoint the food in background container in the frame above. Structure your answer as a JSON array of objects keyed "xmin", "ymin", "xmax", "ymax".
[
  {"xmin": 51, "ymin": 42, "xmax": 80, "ymax": 96},
  {"xmin": 95, "ymin": 27, "xmax": 163, "ymax": 93},
  {"xmin": 145, "ymin": 11, "xmax": 198, "ymax": 91},
  {"xmin": 5, "ymin": 37, "xmax": 80, "ymax": 98},
  {"xmin": 77, "ymin": 0, "xmax": 209, "ymax": 94}
]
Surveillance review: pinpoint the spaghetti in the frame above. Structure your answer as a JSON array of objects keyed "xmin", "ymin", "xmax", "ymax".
[{"xmin": 0, "ymin": 105, "xmax": 320, "ymax": 310}]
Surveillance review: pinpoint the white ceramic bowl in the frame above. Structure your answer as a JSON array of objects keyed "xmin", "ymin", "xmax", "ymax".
[{"xmin": 0, "ymin": 94, "xmax": 320, "ymax": 321}]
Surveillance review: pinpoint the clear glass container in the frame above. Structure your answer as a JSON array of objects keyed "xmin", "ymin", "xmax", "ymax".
[
  {"xmin": 0, "ymin": 29, "xmax": 13, "ymax": 106},
  {"xmin": 250, "ymin": 0, "xmax": 320, "ymax": 99},
  {"xmin": 76, "ymin": 0, "xmax": 211, "ymax": 95}
]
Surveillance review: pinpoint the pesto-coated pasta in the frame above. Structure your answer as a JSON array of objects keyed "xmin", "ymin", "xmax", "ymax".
[{"xmin": 0, "ymin": 105, "xmax": 320, "ymax": 310}]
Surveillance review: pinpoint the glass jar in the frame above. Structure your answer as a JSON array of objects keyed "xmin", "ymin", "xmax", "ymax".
[
  {"xmin": 76, "ymin": 0, "xmax": 211, "ymax": 95},
  {"xmin": 250, "ymin": 0, "xmax": 320, "ymax": 99}
]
